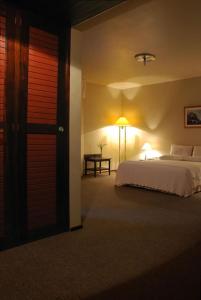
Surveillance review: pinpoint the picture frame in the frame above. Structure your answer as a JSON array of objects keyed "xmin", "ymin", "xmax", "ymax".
[{"xmin": 184, "ymin": 106, "xmax": 201, "ymax": 128}]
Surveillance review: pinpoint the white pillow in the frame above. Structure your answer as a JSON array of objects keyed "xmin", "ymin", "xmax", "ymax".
[
  {"xmin": 159, "ymin": 154, "xmax": 201, "ymax": 162},
  {"xmin": 170, "ymin": 144, "xmax": 193, "ymax": 156},
  {"xmin": 192, "ymin": 146, "xmax": 201, "ymax": 157}
]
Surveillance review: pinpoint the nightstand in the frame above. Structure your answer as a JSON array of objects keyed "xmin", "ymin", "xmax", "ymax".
[{"xmin": 84, "ymin": 154, "xmax": 111, "ymax": 177}]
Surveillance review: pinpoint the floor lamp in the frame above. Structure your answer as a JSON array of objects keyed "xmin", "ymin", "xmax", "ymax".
[{"xmin": 115, "ymin": 117, "xmax": 129, "ymax": 163}]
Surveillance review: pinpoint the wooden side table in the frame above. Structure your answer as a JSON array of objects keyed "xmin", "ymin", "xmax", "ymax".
[{"xmin": 84, "ymin": 154, "xmax": 111, "ymax": 177}]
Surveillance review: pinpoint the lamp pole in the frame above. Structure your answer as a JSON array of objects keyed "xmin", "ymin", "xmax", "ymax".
[
  {"xmin": 124, "ymin": 126, "xmax": 127, "ymax": 161},
  {"xmin": 115, "ymin": 117, "xmax": 129, "ymax": 164},
  {"xmin": 119, "ymin": 126, "xmax": 121, "ymax": 163},
  {"xmin": 119, "ymin": 125, "xmax": 127, "ymax": 163}
]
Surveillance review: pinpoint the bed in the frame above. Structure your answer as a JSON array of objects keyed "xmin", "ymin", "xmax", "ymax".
[{"xmin": 115, "ymin": 145, "xmax": 201, "ymax": 197}]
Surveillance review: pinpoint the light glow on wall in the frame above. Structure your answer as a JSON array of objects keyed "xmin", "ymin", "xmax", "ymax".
[
  {"xmin": 122, "ymin": 86, "xmax": 141, "ymax": 101},
  {"xmin": 107, "ymin": 82, "xmax": 141, "ymax": 90},
  {"xmin": 126, "ymin": 126, "xmax": 141, "ymax": 141},
  {"xmin": 101, "ymin": 126, "xmax": 119, "ymax": 144},
  {"xmin": 107, "ymin": 86, "xmax": 121, "ymax": 99},
  {"xmin": 84, "ymin": 124, "xmax": 162, "ymax": 169}
]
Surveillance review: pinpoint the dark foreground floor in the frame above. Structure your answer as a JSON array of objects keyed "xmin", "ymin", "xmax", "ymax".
[{"xmin": 0, "ymin": 173, "xmax": 201, "ymax": 299}]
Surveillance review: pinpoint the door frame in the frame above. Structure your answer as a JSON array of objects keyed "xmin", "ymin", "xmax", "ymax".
[{"xmin": 18, "ymin": 11, "xmax": 70, "ymax": 242}]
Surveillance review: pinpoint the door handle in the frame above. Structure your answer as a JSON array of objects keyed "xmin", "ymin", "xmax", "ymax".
[{"xmin": 58, "ymin": 126, "xmax": 64, "ymax": 133}]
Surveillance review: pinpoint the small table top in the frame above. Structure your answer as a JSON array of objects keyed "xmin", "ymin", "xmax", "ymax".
[{"xmin": 85, "ymin": 156, "xmax": 111, "ymax": 162}]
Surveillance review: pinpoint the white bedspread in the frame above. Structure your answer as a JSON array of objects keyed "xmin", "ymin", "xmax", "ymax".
[{"xmin": 115, "ymin": 160, "xmax": 201, "ymax": 197}]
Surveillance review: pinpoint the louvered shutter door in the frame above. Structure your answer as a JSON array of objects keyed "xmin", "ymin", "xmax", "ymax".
[
  {"xmin": 0, "ymin": 15, "xmax": 6, "ymax": 238},
  {"xmin": 27, "ymin": 27, "xmax": 58, "ymax": 230}
]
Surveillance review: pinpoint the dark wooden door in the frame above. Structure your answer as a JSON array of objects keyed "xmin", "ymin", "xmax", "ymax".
[
  {"xmin": 0, "ymin": 15, "xmax": 6, "ymax": 242},
  {"xmin": 27, "ymin": 27, "xmax": 60, "ymax": 234},
  {"xmin": 21, "ymin": 22, "xmax": 69, "ymax": 239},
  {"xmin": 0, "ymin": 7, "xmax": 69, "ymax": 249}
]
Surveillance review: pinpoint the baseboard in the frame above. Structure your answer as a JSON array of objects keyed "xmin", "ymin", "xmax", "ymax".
[{"xmin": 70, "ymin": 225, "xmax": 83, "ymax": 231}]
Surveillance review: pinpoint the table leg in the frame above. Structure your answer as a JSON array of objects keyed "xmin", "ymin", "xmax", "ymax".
[
  {"xmin": 94, "ymin": 161, "xmax": 97, "ymax": 177},
  {"xmin": 109, "ymin": 159, "xmax": 111, "ymax": 175},
  {"xmin": 85, "ymin": 160, "xmax": 87, "ymax": 175},
  {"xmin": 99, "ymin": 161, "xmax": 101, "ymax": 174}
]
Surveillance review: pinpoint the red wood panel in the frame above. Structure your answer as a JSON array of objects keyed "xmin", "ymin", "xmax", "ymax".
[
  {"xmin": 0, "ymin": 16, "xmax": 6, "ymax": 238},
  {"xmin": 0, "ymin": 15, "xmax": 6, "ymax": 124},
  {"xmin": 0, "ymin": 131, "xmax": 4, "ymax": 237},
  {"xmin": 27, "ymin": 27, "xmax": 58, "ymax": 125},
  {"xmin": 27, "ymin": 134, "xmax": 57, "ymax": 230},
  {"xmin": 30, "ymin": 31, "xmax": 57, "ymax": 44}
]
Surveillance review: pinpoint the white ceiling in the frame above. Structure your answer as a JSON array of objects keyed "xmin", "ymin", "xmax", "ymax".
[{"xmin": 77, "ymin": 0, "xmax": 201, "ymax": 88}]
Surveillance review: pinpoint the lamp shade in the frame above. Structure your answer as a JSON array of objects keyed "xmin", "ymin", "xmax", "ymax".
[
  {"xmin": 115, "ymin": 116, "xmax": 129, "ymax": 126},
  {"xmin": 142, "ymin": 142, "xmax": 152, "ymax": 151}
]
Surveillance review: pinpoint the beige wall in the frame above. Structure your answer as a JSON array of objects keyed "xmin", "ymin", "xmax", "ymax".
[
  {"xmin": 69, "ymin": 29, "xmax": 82, "ymax": 228},
  {"xmin": 123, "ymin": 76, "xmax": 201, "ymax": 159},
  {"xmin": 83, "ymin": 82, "xmax": 122, "ymax": 170},
  {"xmin": 83, "ymin": 77, "xmax": 201, "ymax": 168}
]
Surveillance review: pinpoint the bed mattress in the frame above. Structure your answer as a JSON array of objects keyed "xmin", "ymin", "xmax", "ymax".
[{"xmin": 115, "ymin": 160, "xmax": 201, "ymax": 197}]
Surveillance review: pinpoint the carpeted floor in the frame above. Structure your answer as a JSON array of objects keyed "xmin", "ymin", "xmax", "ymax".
[{"xmin": 0, "ymin": 173, "xmax": 201, "ymax": 299}]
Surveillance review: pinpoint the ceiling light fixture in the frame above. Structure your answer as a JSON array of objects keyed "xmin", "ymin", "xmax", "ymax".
[{"xmin": 135, "ymin": 53, "xmax": 156, "ymax": 66}]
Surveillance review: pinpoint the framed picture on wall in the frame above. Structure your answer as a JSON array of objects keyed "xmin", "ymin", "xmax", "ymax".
[{"xmin": 184, "ymin": 106, "xmax": 201, "ymax": 128}]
